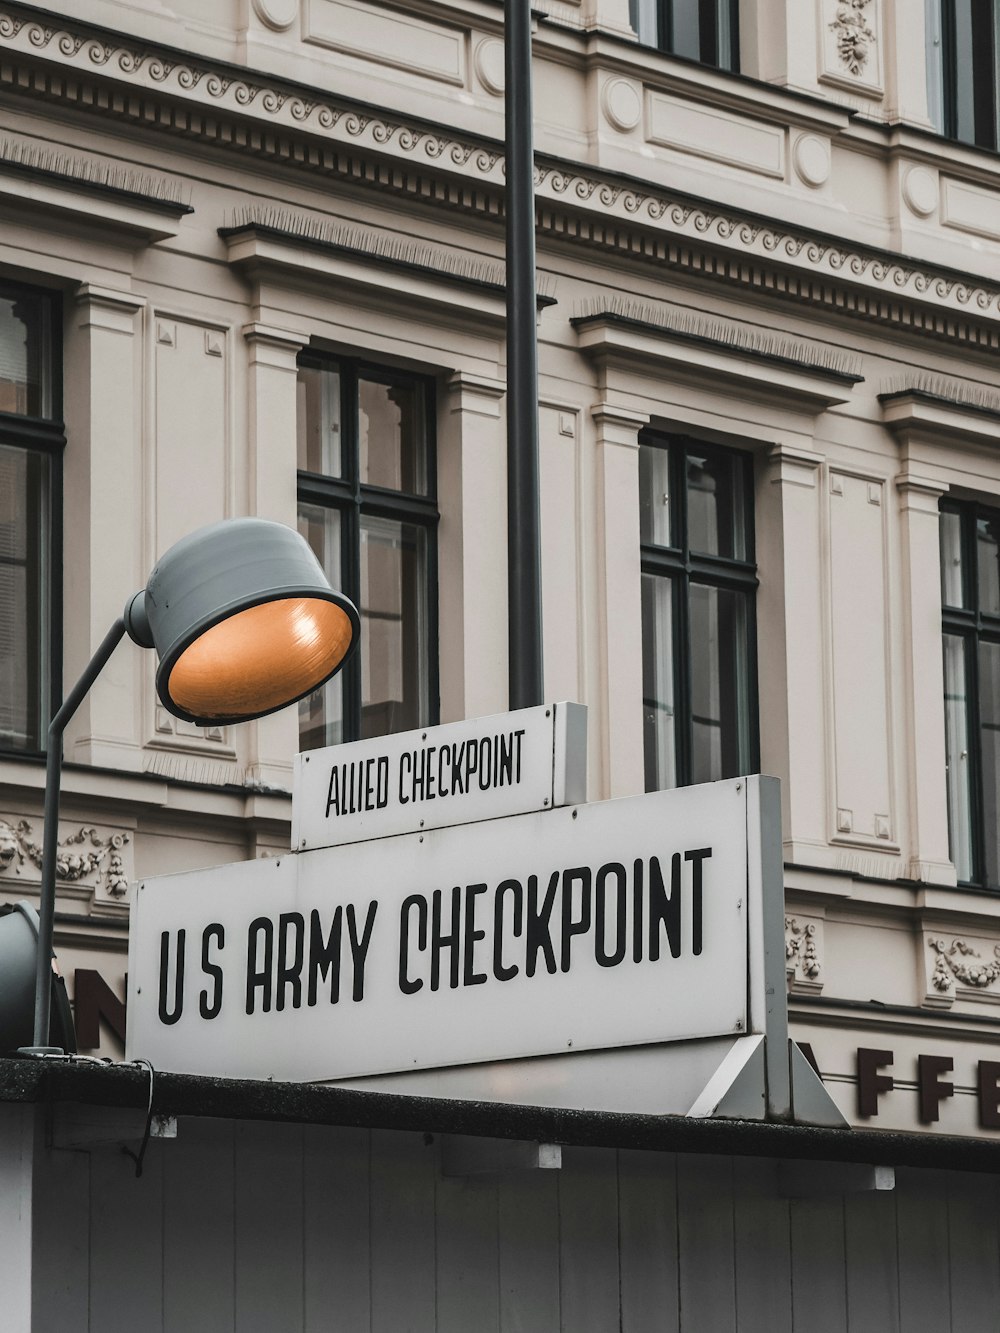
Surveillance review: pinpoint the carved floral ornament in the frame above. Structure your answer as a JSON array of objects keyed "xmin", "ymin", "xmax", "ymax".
[
  {"xmin": 785, "ymin": 915, "xmax": 822, "ymax": 982},
  {"xmin": 0, "ymin": 818, "xmax": 129, "ymax": 897},
  {"xmin": 830, "ymin": 0, "xmax": 877, "ymax": 77},
  {"xmin": 929, "ymin": 937, "xmax": 1000, "ymax": 994}
]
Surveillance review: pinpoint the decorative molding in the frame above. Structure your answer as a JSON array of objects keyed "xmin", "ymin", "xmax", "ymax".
[
  {"xmin": 601, "ymin": 77, "xmax": 642, "ymax": 133},
  {"xmin": 785, "ymin": 915, "xmax": 823, "ymax": 993},
  {"xmin": 302, "ymin": 0, "xmax": 466, "ymax": 88},
  {"xmin": 768, "ymin": 442, "xmax": 824, "ymax": 489},
  {"xmin": 880, "ymin": 375, "xmax": 1000, "ymax": 446},
  {"xmin": 589, "ymin": 403, "xmax": 649, "ymax": 450},
  {"xmin": 821, "ymin": 0, "xmax": 882, "ymax": 98},
  {"xmin": 473, "ymin": 38, "xmax": 504, "ymax": 96},
  {"xmin": 574, "ymin": 299, "xmax": 860, "ymax": 412},
  {"xmin": 446, "ymin": 371, "xmax": 506, "ymax": 417},
  {"xmin": 927, "ymin": 936, "xmax": 1000, "ymax": 1006},
  {"xmin": 0, "ymin": 817, "xmax": 132, "ymax": 906},
  {"xmin": 902, "ymin": 166, "xmax": 938, "ymax": 219},
  {"xmin": 0, "ymin": 6, "xmax": 998, "ymax": 347},
  {"xmin": 829, "ymin": 0, "xmax": 877, "ymax": 78},
  {"xmin": 792, "ymin": 134, "xmax": 831, "ymax": 189},
  {"xmin": 252, "ymin": 0, "xmax": 298, "ymax": 32},
  {"xmin": 243, "ymin": 321, "xmax": 308, "ymax": 371}
]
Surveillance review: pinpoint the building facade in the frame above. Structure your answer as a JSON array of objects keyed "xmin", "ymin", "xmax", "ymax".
[{"xmin": 3, "ymin": 0, "xmax": 1000, "ymax": 1323}]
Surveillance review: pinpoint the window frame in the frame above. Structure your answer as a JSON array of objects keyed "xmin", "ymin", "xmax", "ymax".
[
  {"xmin": 939, "ymin": 497, "xmax": 1000, "ymax": 889},
  {"xmin": 939, "ymin": 0, "xmax": 1000, "ymax": 148},
  {"xmin": 296, "ymin": 351, "xmax": 439, "ymax": 747},
  {"xmin": 0, "ymin": 278, "xmax": 63, "ymax": 760},
  {"xmin": 639, "ymin": 431, "xmax": 759, "ymax": 791},
  {"xmin": 631, "ymin": 0, "xmax": 740, "ymax": 71}
]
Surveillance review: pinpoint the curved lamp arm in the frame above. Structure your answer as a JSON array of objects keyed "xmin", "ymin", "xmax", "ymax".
[{"xmin": 24, "ymin": 617, "xmax": 126, "ymax": 1053}]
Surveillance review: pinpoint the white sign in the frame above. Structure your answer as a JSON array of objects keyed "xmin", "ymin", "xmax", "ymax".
[
  {"xmin": 127, "ymin": 780, "xmax": 752, "ymax": 1083},
  {"xmin": 292, "ymin": 702, "xmax": 586, "ymax": 850}
]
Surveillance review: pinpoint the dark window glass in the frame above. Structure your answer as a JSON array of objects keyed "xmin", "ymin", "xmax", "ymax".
[
  {"xmin": 0, "ymin": 283, "xmax": 60, "ymax": 756},
  {"xmin": 640, "ymin": 434, "xmax": 757, "ymax": 792},
  {"xmin": 942, "ymin": 0, "xmax": 1000, "ymax": 148},
  {"xmin": 939, "ymin": 499, "xmax": 1000, "ymax": 888},
  {"xmin": 631, "ymin": 0, "xmax": 739, "ymax": 70},
  {"xmin": 297, "ymin": 355, "xmax": 437, "ymax": 749}
]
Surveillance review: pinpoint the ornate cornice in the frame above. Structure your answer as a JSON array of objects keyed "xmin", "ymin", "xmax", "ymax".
[{"xmin": 3, "ymin": 4, "xmax": 1000, "ymax": 350}]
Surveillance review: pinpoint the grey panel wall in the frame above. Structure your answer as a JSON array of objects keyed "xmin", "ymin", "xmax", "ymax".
[{"xmin": 27, "ymin": 1115, "xmax": 1000, "ymax": 1332}]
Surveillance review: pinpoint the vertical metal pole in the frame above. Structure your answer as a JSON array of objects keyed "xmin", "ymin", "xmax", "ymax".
[
  {"xmin": 505, "ymin": 0, "xmax": 544, "ymax": 709},
  {"xmin": 26, "ymin": 618, "xmax": 126, "ymax": 1052}
]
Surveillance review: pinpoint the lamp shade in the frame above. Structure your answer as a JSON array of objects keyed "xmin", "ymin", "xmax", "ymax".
[{"xmin": 125, "ymin": 518, "xmax": 360, "ymax": 725}]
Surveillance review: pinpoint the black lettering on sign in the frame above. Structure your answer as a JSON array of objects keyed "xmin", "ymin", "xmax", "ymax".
[
  {"xmin": 450, "ymin": 742, "xmax": 466, "ymax": 795},
  {"xmin": 526, "ymin": 871, "xmax": 559, "ymax": 977},
  {"xmin": 478, "ymin": 737, "xmax": 493, "ymax": 791},
  {"xmin": 399, "ymin": 895, "xmax": 428, "ymax": 994},
  {"xmin": 158, "ymin": 929, "xmax": 185, "ymax": 1026},
  {"xmin": 493, "ymin": 879, "xmax": 522, "ymax": 982},
  {"xmin": 648, "ymin": 854, "xmax": 681, "ymax": 962},
  {"xmin": 347, "ymin": 901, "xmax": 379, "ymax": 1002},
  {"xmin": 464, "ymin": 739, "xmax": 479, "ymax": 791},
  {"xmin": 631, "ymin": 859, "xmax": 644, "ymax": 964},
  {"xmin": 199, "ymin": 924, "xmax": 225, "ymax": 1020},
  {"xmin": 463, "ymin": 883, "xmax": 488, "ymax": 986},
  {"xmin": 246, "ymin": 917, "xmax": 274, "ymax": 1015},
  {"xmin": 399, "ymin": 752, "xmax": 412, "ymax": 805},
  {"xmin": 309, "ymin": 907, "xmax": 343, "ymax": 1006},
  {"xmin": 431, "ymin": 887, "xmax": 462, "ymax": 991},
  {"xmin": 277, "ymin": 912, "xmax": 305, "ymax": 1012},
  {"xmin": 560, "ymin": 867, "xmax": 592, "ymax": 973},
  {"xmin": 497, "ymin": 733, "xmax": 514, "ymax": 787},
  {"xmin": 595, "ymin": 862, "xmax": 627, "ymax": 968},
  {"xmin": 684, "ymin": 848, "xmax": 711, "ymax": 956},
  {"xmin": 437, "ymin": 745, "xmax": 451, "ymax": 798}
]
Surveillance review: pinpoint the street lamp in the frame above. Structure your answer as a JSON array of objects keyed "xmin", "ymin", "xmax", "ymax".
[{"xmin": 22, "ymin": 517, "xmax": 359, "ymax": 1054}]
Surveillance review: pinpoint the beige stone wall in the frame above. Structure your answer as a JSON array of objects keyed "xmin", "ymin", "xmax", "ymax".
[{"xmin": 1, "ymin": 0, "xmax": 999, "ymax": 1132}]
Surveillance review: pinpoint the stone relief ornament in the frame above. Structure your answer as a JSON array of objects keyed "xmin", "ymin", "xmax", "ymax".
[
  {"xmin": 929, "ymin": 937, "xmax": 1000, "ymax": 996},
  {"xmin": 785, "ymin": 916, "xmax": 822, "ymax": 991},
  {"xmin": 0, "ymin": 818, "xmax": 131, "ymax": 899},
  {"xmin": 829, "ymin": 0, "xmax": 877, "ymax": 77}
]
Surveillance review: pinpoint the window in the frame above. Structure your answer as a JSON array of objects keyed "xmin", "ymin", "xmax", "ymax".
[
  {"xmin": 639, "ymin": 434, "xmax": 757, "ymax": 792},
  {"xmin": 931, "ymin": 0, "xmax": 1000, "ymax": 147},
  {"xmin": 296, "ymin": 354, "xmax": 437, "ymax": 750},
  {"xmin": 0, "ymin": 282, "xmax": 61, "ymax": 755},
  {"xmin": 630, "ymin": 0, "xmax": 740, "ymax": 70},
  {"xmin": 939, "ymin": 500, "xmax": 1000, "ymax": 886}
]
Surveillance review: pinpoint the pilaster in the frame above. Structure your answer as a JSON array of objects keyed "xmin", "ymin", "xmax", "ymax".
[
  {"xmin": 242, "ymin": 321, "xmax": 308, "ymax": 791},
  {"xmin": 591, "ymin": 403, "xmax": 648, "ymax": 799},
  {"xmin": 64, "ymin": 284, "xmax": 146, "ymax": 771},
  {"xmin": 896, "ymin": 468, "xmax": 955, "ymax": 885},
  {"xmin": 760, "ymin": 443, "xmax": 827, "ymax": 860},
  {"xmin": 438, "ymin": 372, "xmax": 509, "ymax": 723}
]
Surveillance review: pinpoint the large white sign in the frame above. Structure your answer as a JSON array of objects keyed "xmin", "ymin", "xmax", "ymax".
[
  {"xmin": 292, "ymin": 702, "xmax": 587, "ymax": 851},
  {"xmin": 127, "ymin": 780, "xmax": 752, "ymax": 1082}
]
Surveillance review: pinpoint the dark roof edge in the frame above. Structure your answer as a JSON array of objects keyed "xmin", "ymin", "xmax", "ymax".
[{"xmin": 2, "ymin": 1056, "xmax": 999, "ymax": 1174}]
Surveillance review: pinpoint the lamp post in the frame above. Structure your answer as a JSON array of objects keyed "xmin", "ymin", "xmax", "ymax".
[
  {"xmin": 23, "ymin": 517, "xmax": 359, "ymax": 1054},
  {"xmin": 505, "ymin": 0, "xmax": 544, "ymax": 710}
]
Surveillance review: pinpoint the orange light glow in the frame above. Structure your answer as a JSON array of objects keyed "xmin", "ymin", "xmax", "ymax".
[{"xmin": 166, "ymin": 597, "xmax": 354, "ymax": 719}]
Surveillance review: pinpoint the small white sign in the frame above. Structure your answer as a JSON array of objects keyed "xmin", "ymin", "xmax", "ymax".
[
  {"xmin": 126, "ymin": 780, "xmax": 751, "ymax": 1083},
  {"xmin": 292, "ymin": 702, "xmax": 587, "ymax": 851}
]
